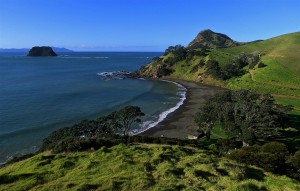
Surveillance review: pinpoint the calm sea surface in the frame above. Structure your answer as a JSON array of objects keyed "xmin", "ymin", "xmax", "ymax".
[{"xmin": 0, "ymin": 52, "xmax": 186, "ymax": 164}]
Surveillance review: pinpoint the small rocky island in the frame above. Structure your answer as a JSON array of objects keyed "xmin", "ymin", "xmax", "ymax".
[{"xmin": 27, "ymin": 46, "xmax": 57, "ymax": 57}]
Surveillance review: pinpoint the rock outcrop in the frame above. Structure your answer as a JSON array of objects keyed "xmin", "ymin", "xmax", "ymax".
[{"xmin": 27, "ymin": 46, "xmax": 57, "ymax": 57}]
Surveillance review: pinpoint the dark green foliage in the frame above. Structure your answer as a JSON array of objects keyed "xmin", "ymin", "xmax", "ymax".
[
  {"xmin": 113, "ymin": 106, "xmax": 145, "ymax": 135},
  {"xmin": 234, "ymin": 51, "xmax": 261, "ymax": 70},
  {"xmin": 227, "ymin": 142, "xmax": 300, "ymax": 180},
  {"xmin": 287, "ymin": 149, "xmax": 300, "ymax": 174},
  {"xmin": 198, "ymin": 59, "xmax": 205, "ymax": 67},
  {"xmin": 223, "ymin": 64, "xmax": 245, "ymax": 79},
  {"xmin": 204, "ymin": 60, "xmax": 226, "ymax": 79},
  {"xmin": 216, "ymin": 138, "xmax": 241, "ymax": 155},
  {"xmin": 186, "ymin": 49, "xmax": 207, "ymax": 61},
  {"xmin": 157, "ymin": 66, "xmax": 173, "ymax": 77},
  {"xmin": 164, "ymin": 45, "xmax": 187, "ymax": 62},
  {"xmin": 204, "ymin": 52, "xmax": 254, "ymax": 80},
  {"xmin": 195, "ymin": 90, "xmax": 289, "ymax": 145},
  {"xmin": 204, "ymin": 59, "xmax": 245, "ymax": 80},
  {"xmin": 257, "ymin": 61, "xmax": 266, "ymax": 68},
  {"xmin": 41, "ymin": 119, "xmax": 113, "ymax": 151},
  {"xmin": 41, "ymin": 132, "xmax": 198, "ymax": 153},
  {"xmin": 40, "ymin": 105, "xmax": 199, "ymax": 152}
]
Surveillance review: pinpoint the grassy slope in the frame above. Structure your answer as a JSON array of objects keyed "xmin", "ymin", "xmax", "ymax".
[
  {"xmin": 218, "ymin": 32, "xmax": 300, "ymax": 96},
  {"xmin": 169, "ymin": 32, "xmax": 300, "ymax": 97},
  {"xmin": 1, "ymin": 144, "xmax": 299, "ymax": 191}
]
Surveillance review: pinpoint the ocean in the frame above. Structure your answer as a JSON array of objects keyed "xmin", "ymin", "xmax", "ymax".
[{"xmin": 0, "ymin": 52, "xmax": 186, "ymax": 164}]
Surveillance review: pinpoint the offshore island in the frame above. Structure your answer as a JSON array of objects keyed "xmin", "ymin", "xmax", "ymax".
[{"xmin": 1, "ymin": 29, "xmax": 300, "ymax": 190}]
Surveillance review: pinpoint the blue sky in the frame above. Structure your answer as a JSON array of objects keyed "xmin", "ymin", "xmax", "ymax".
[{"xmin": 0, "ymin": 0, "xmax": 299, "ymax": 51}]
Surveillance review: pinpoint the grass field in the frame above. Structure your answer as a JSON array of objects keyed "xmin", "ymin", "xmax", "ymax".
[{"xmin": 1, "ymin": 144, "xmax": 299, "ymax": 191}]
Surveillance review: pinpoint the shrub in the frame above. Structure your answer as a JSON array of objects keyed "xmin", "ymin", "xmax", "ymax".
[{"xmin": 227, "ymin": 142, "xmax": 291, "ymax": 174}]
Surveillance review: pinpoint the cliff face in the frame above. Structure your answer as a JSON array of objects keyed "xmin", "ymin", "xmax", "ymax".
[
  {"xmin": 188, "ymin": 29, "xmax": 240, "ymax": 49},
  {"xmin": 27, "ymin": 46, "xmax": 57, "ymax": 57}
]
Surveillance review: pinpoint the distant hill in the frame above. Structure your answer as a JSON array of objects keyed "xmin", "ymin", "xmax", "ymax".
[{"xmin": 0, "ymin": 47, "xmax": 74, "ymax": 53}]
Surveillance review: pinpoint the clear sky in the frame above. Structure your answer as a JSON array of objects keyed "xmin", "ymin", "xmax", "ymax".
[{"xmin": 0, "ymin": 0, "xmax": 299, "ymax": 51}]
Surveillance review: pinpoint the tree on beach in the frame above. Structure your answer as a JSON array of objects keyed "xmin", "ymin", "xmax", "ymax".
[
  {"xmin": 113, "ymin": 106, "xmax": 145, "ymax": 135},
  {"xmin": 194, "ymin": 99, "xmax": 217, "ymax": 140},
  {"xmin": 194, "ymin": 90, "xmax": 289, "ymax": 146}
]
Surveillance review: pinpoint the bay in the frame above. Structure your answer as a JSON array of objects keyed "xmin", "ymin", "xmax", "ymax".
[{"xmin": 0, "ymin": 52, "xmax": 185, "ymax": 164}]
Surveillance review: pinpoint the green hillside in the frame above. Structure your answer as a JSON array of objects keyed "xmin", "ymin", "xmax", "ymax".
[
  {"xmin": 138, "ymin": 31, "xmax": 300, "ymax": 97},
  {"xmin": 1, "ymin": 144, "xmax": 299, "ymax": 191},
  {"xmin": 212, "ymin": 32, "xmax": 300, "ymax": 96}
]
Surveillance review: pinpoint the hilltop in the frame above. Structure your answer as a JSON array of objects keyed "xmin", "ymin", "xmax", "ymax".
[{"xmin": 188, "ymin": 29, "xmax": 241, "ymax": 49}]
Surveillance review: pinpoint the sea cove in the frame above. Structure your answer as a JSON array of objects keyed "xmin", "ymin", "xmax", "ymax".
[{"xmin": 0, "ymin": 52, "xmax": 186, "ymax": 164}]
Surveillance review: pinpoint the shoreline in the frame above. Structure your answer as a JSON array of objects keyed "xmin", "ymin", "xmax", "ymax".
[{"xmin": 140, "ymin": 78, "xmax": 224, "ymax": 139}]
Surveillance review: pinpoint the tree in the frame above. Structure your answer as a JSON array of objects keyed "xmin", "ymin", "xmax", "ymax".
[
  {"xmin": 195, "ymin": 99, "xmax": 217, "ymax": 140},
  {"xmin": 287, "ymin": 150, "xmax": 300, "ymax": 173},
  {"xmin": 194, "ymin": 90, "xmax": 289, "ymax": 146},
  {"xmin": 164, "ymin": 44, "xmax": 187, "ymax": 62},
  {"xmin": 114, "ymin": 106, "xmax": 145, "ymax": 135},
  {"xmin": 204, "ymin": 59, "xmax": 225, "ymax": 79}
]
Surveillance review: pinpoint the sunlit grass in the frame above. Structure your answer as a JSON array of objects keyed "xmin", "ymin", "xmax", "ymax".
[{"xmin": 1, "ymin": 144, "xmax": 299, "ymax": 191}]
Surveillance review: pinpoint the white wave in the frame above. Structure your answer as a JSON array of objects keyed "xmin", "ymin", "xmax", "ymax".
[
  {"xmin": 131, "ymin": 80, "xmax": 187, "ymax": 135},
  {"xmin": 95, "ymin": 57, "xmax": 109, "ymax": 59}
]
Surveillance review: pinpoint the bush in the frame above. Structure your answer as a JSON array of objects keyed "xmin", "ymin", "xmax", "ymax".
[
  {"xmin": 204, "ymin": 60, "xmax": 225, "ymax": 79},
  {"xmin": 157, "ymin": 66, "xmax": 173, "ymax": 77},
  {"xmin": 287, "ymin": 150, "xmax": 300, "ymax": 171},
  {"xmin": 227, "ymin": 142, "xmax": 292, "ymax": 175}
]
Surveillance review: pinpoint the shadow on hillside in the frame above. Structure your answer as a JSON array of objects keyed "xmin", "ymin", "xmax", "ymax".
[
  {"xmin": 280, "ymin": 113, "xmax": 300, "ymax": 148},
  {"xmin": 0, "ymin": 173, "xmax": 35, "ymax": 184}
]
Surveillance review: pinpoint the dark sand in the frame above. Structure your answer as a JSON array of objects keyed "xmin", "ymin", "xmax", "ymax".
[{"xmin": 141, "ymin": 78, "xmax": 224, "ymax": 139}]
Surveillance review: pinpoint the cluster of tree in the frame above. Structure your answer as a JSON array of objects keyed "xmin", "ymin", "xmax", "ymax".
[
  {"xmin": 41, "ymin": 106, "xmax": 145, "ymax": 151},
  {"xmin": 164, "ymin": 45, "xmax": 187, "ymax": 62},
  {"xmin": 186, "ymin": 49, "xmax": 207, "ymax": 61},
  {"xmin": 194, "ymin": 90, "xmax": 290, "ymax": 146},
  {"xmin": 234, "ymin": 51, "xmax": 265, "ymax": 70},
  {"xmin": 157, "ymin": 66, "xmax": 174, "ymax": 77},
  {"xmin": 41, "ymin": 133, "xmax": 198, "ymax": 153},
  {"xmin": 204, "ymin": 59, "xmax": 246, "ymax": 80},
  {"xmin": 204, "ymin": 51, "xmax": 265, "ymax": 80},
  {"xmin": 41, "ymin": 105, "xmax": 200, "ymax": 153},
  {"xmin": 227, "ymin": 142, "xmax": 300, "ymax": 180}
]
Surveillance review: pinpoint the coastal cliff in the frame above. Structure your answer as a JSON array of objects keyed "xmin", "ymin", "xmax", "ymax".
[{"xmin": 27, "ymin": 46, "xmax": 57, "ymax": 57}]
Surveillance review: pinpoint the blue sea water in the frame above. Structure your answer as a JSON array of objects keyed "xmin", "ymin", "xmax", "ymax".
[{"xmin": 0, "ymin": 52, "xmax": 186, "ymax": 164}]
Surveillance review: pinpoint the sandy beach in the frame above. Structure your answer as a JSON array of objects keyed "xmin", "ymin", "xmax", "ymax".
[{"xmin": 141, "ymin": 78, "xmax": 224, "ymax": 139}]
